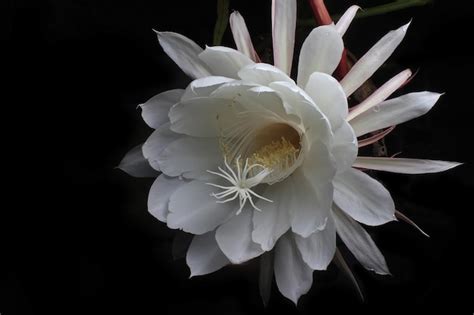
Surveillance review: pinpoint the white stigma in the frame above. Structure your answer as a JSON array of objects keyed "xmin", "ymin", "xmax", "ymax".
[{"xmin": 206, "ymin": 157, "xmax": 273, "ymax": 215}]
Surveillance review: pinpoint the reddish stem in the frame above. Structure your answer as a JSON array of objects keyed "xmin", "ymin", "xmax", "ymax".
[
  {"xmin": 335, "ymin": 49, "xmax": 349, "ymax": 80},
  {"xmin": 308, "ymin": 0, "xmax": 332, "ymax": 25},
  {"xmin": 307, "ymin": 0, "xmax": 349, "ymax": 80},
  {"xmin": 357, "ymin": 126, "xmax": 395, "ymax": 148}
]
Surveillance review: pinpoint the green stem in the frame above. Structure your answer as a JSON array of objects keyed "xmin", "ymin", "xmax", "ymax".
[
  {"xmin": 213, "ymin": 0, "xmax": 230, "ymax": 46},
  {"xmin": 355, "ymin": 0, "xmax": 432, "ymax": 18},
  {"xmin": 299, "ymin": 0, "xmax": 432, "ymax": 26}
]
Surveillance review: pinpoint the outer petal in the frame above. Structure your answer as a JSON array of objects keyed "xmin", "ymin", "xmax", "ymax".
[
  {"xmin": 167, "ymin": 180, "xmax": 235, "ymax": 234},
  {"xmin": 335, "ymin": 5, "xmax": 360, "ymax": 36},
  {"xmin": 340, "ymin": 22, "xmax": 410, "ymax": 97},
  {"xmin": 181, "ymin": 76, "xmax": 234, "ymax": 101},
  {"xmin": 333, "ymin": 168, "xmax": 396, "ymax": 226},
  {"xmin": 157, "ymin": 136, "xmax": 222, "ymax": 180},
  {"xmin": 199, "ymin": 46, "xmax": 254, "ymax": 79},
  {"xmin": 142, "ymin": 123, "xmax": 182, "ymax": 171},
  {"xmin": 238, "ymin": 63, "xmax": 294, "ymax": 86},
  {"xmin": 216, "ymin": 208, "xmax": 264, "ymax": 264},
  {"xmin": 252, "ymin": 182, "xmax": 291, "ymax": 251},
  {"xmin": 297, "ymin": 25, "xmax": 344, "ymax": 87},
  {"xmin": 169, "ymin": 97, "xmax": 229, "ymax": 137},
  {"xmin": 272, "ymin": 0, "xmax": 297, "ymax": 75},
  {"xmin": 118, "ymin": 144, "xmax": 159, "ymax": 178},
  {"xmin": 349, "ymin": 92, "xmax": 442, "ymax": 137},
  {"xmin": 347, "ymin": 69, "xmax": 412, "ymax": 121},
  {"xmin": 155, "ymin": 31, "xmax": 211, "ymax": 79},
  {"xmin": 186, "ymin": 231, "xmax": 230, "ymax": 277},
  {"xmin": 332, "ymin": 121, "xmax": 358, "ymax": 174},
  {"xmin": 229, "ymin": 11, "xmax": 260, "ymax": 62},
  {"xmin": 353, "ymin": 157, "xmax": 461, "ymax": 174},
  {"xmin": 333, "ymin": 205, "xmax": 390, "ymax": 275},
  {"xmin": 294, "ymin": 215, "xmax": 336, "ymax": 270},
  {"xmin": 148, "ymin": 175, "xmax": 186, "ymax": 222},
  {"xmin": 305, "ymin": 72, "xmax": 348, "ymax": 130},
  {"xmin": 274, "ymin": 233, "xmax": 313, "ymax": 305},
  {"xmin": 139, "ymin": 89, "xmax": 184, "ymax": 129}
]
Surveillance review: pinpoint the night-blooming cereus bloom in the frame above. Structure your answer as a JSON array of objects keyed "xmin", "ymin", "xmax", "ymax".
[{"xmin": 119, "ymin": 0, "xmax": 461, "ymax": 304}]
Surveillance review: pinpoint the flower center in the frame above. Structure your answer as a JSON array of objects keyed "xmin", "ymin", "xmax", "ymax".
[
  {"xmin": 247, "ymin": 123, "xmax": 301, "ymax": 171},
  {"xmin": 220, "ymin": 122, "xmax": 303, "ymax": 184}
]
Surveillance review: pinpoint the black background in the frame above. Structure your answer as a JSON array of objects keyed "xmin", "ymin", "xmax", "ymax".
[{"xmin": 4, "ymin": 0, "xmax": 474, "ymax": 314}]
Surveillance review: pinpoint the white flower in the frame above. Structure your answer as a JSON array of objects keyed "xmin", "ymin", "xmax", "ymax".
[{"xmin": 119, "ymin": 0, "xmax": 461, "ymax": 305}]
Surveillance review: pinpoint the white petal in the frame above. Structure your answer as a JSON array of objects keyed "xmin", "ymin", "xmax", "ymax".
[
  {"xmin": 238, "ymin": 63, "xmax": 294, "ymax": 86},
  {"xmin": 118, "ymin": 144, "xmax": 158, "ymax": 178},
  {"xmin": 353, "ymin": 157, "xmax": 461, "ymax": 174},
  {"xmin": 157, "ymin": 136, "xmax": 222, "ymax": 180},
  {"xmin": 274, "ymin": 233, "xmax": 313, "ymax": 304},
  {"xmin": 333, "ymin": 168, "xmax": 396, "ymax": 226},
  {"xmin": 340, "ymin": 22, "xmax": 410, "ymax": 97},
  {"xmin": 229, "ymin": 11, "xmax": 260, "ymax": 62},
  {"xmin": 294, "ymin": 215, "xmax": 336, "ymax": 270},
  {"xmin": 168, "ymin": 180, "xmax": 235, "ymax": 234},
  {"xmin": 347, "ymin": 69, "xmax": 412, "ymax": 121},
  {"xmin": 297, "ymin": 25, "xmax": 344, "ymax": 87},
  {"xmin": 181, "ymin": 76, "xmax": 234, "ymax": 101},
  {"xmin": 305, "ymin": 71, "xmax": 348, "ymax": 130},
  {"xmin": 333, "ymin": 205, "xmax": 390, "ymax": 275},
  {"xmin": 209, "ymin": 81, "xmax": 258, "ymax": 98},
  {"xmin": 245, "ymin": 86, "xmax": 298, "ymax": 121},
  {"xmin": 139, "ymin": 89, "xmax": 184, "ymax": 129},
  {"xmin": 211, "ymin": 82, "xmax": 296, "ymax": 123},
  {"xmin": 299, "ymin": 139, "xmax": 336, "ymax": 221},
  {"xmin": 268, "ymin": 81, "xmax": 332, "ymax": 144},
  {"xmin": 272, "ymin": 0, "xmax": 297, "ymax": 75},
  {"xmin": 335, "ymin": 5, "xmax": 360, "ymax": 36},
  {"xmin": 216, "ymin": 208, "xmax": 264, "ymax": 264},
  {"xmin": 142, "ymin": 123, "xmax": 182, "ymax": 171},
  {"xmin": 186, "ymin": 231, "xmax": 230, "ymax": 277},
  {"xmin": 155, "ymin": 31, "xmax": 211, "ymax": 79},
  {"xmin": 148, "ymin": 175, "xmax": 186, "ymax": 222},
  {"xmin": 285, "ymin": 164, "xmax": 332, "ymax": 237},
  {"xmin": 169, "ymin": 97, "xmax": 229, "ymax": 137},
  {"xmin": 199, "ymin": 46, "xmax": 254, "ymax": 79},
  {"xmin": 350, "ymin": 92, "xmax": 442, "ymax": 137},
  {"xmin": 252, "ymin": 182, "xmax": 291, "ymax": 251},
  {"xmin": 332, "ymin": 121, "xmax": 358, "ymax": 174},
  {"xmin": 291, "ymin": 140, "xmax": 335, "ymax": 237}
]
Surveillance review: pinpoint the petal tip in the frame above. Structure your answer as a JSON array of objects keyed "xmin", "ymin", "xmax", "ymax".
[
  {"xmin": 402, "ymin": 20, "xmax": 412, "ymax": 32},
  {"xmin": 373, "ymin": 268, "xmax": 391, "ymax": 276},
  {"xmin": 230, "ymin": 10, "xmax": 241, "ymax": 17},
  {"xmin": 291, "ymin": 227, "xmax": 314, "ymax": 239}
]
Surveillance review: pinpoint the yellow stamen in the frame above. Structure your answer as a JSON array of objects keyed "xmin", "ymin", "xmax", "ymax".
[{"xmin": 248, "ymin": 137, "xmax": 300, "ymax": 170}]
